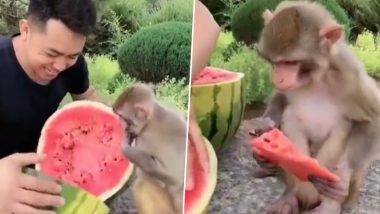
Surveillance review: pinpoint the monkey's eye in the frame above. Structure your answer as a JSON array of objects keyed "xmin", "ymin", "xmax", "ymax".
[{"xmin": 281, "ymin": 60, "xmax": 299, "ymax": 66}]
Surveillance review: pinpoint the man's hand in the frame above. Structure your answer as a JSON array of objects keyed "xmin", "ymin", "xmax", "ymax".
[{"xmin": 0, "ymin": 153, "xmax": 64, "ymax": 214}]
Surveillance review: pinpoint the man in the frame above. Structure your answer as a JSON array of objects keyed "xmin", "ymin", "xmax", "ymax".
[{"xmin": 0, "ymin": 0, "xmax": 106, "ymax": 212}]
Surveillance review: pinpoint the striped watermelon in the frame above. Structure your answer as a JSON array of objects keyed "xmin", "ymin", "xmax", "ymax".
[
  {"xmin": 192, "ymin": 67, "xmax": 246, "ymax": 151},
  {"xmin": 36, "ymin": 100, "xmax": 134, "ymax": 202},
  {"xmin": 25, "ymin": 168, "xmax": 109, "ymax": 213},
  {"xmin": 185, "ymin": 136, "xmax": 218, "ymax": 214}
]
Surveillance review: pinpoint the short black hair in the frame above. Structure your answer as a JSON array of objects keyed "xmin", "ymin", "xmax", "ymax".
[{"xmin": 27, "ymin": 0, "xmax": 97, "ymax": 36}]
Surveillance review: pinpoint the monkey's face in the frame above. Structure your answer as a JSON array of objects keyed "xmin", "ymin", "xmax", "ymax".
[
  {"xmin": 257, "ymin": 6, "xmax": 335, "ymax": 93},
  {"xmin": 114, "ymin": 104, "xmax": 150, "ymax": 144}
]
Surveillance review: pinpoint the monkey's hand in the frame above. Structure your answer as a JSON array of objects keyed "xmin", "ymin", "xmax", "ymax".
[
  {"xmin": 245, "ymin": 116, "xmax": 276, "ymax": 138},
  {"xmin": 122, "ymin": 143, "xmax": 177, "ymax": 186},
  {"xmin": 243, "ymin": 117, "xmax": 280, "ymax": 178},
  {"xmin": 308, "ymin": 163, "xmax": 350, "ymax": 201},
  {"xmin": 308, "ymin": 175, "xmax": 349, "ymax": 201},
  {"xmin": 251, "ymin": 152, "xmax": 279, "ymax": 178}
]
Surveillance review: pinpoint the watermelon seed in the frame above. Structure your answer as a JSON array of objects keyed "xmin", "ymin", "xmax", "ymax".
[{"xmin": 264, "ymin": 138, "xmax": 271, "ymax": 143}]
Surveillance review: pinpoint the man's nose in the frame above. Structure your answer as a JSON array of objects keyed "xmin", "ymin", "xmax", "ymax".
[{"xmin": 52, "ymin": 57, "xmax": 67, "ymax": 72}]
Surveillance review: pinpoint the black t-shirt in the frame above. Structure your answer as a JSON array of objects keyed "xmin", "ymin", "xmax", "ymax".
[{"xmin": 0, "ymin": 34, "xmax": 90, "ymax": 158}]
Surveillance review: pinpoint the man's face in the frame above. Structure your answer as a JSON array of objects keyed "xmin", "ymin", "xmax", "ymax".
[{"xmin": 20, "ymin": 19, "xmax": 86, "ymax": 83}]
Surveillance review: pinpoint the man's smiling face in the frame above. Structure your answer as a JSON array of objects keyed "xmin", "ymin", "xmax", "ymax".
[{"xmin": 21, "ymin": 18, "xmax": 86, "ymax": 83}]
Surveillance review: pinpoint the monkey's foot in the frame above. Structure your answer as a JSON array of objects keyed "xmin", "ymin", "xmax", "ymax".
[
  {"xmin": 308, "ymin": 175, "xmax": 349, "ymax": 201},
  {"xmin": 252, "ymin": 167, "xmax": 279, "ymax": 178},
  {"xmin": 302, "ymin": 200, "xmax": 341, "ymax": 214},
  {"xmin": 267, "ymin": 192, "xmax": 299, "ymax": 214}
]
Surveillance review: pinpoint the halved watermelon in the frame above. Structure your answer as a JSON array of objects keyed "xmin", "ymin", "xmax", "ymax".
[
  {"xmin": 250, "ymin": 128, "xmax": 340, "ymax": 182},
  {"xmin": 25, "ymin": 168, "xmax": 109, "ymax": 213},
  {"xmin": 36, "ymin": 100, "xmax": 134, "ymax": 201},
  {"xmin": 191, "ymin": 66, "xmax": 246, "ymax": 151},
  {"xmin": 185, "ymin": 136, "xmax": 218, "ymax": 214}
]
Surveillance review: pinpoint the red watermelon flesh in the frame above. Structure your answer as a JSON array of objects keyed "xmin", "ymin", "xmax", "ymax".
[
  {"xmin": 192, "ymin": 67, "xmax": 238, "ymax": 85},
  {"xmin": 36, "ymin": 101, "xmax": 133, "ymax": 201},
  {"xmin": 185, "ymin": 138, "xmax": 205, "ymax": 211},
  {"xmin": 250, "ymin": 128, "xmax": 340, "ymax": 182},
  {"xmin": 185, "ymin": 137, "xmax": 217, "ymax": 214}
]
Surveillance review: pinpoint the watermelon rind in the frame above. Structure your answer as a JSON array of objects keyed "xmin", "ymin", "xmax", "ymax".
[
  {"xmin": 36, "ymin": 100, "xmax": 134, "ymax": 201},
  {"xmin": 187, "ymin": 137, "xmax": 218, "ymax": 214},
  {"xmin": 24, "ymin": 168, "xmax": 110, "ymax": 214},
  {"xmin": 191, "ymin": 67, "xmax": 246, "ymax": 152}
]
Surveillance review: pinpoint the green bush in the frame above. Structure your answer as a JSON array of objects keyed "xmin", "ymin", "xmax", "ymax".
[
  {"xmin": 85, "ymin": 9, "xmax": 130, "ymax": 59},
  {"xmin": 230, "ymin": 0, "xmax": 281, "ymax": 46},
  {"xmin": 211, "ymin": 45, "xmax": 274, "ymax": 104},
  {"xmin": 105, "ymin": 73, "xmax": 188, "ymax": 112},
  {"xmin": 155, "ymin": 77, "xmax": 189, "ymax": 113},
  {"xmin": 351, "ymin": 31, "xmax": 380, "ymax": 79},
  {"xmin": 117, "ymin": 21, "xmax": 192, "ymax": 83},
  {"xmin": 149, "ymin": 0, "xmax": 193, "ymax": 24},
  {"xmin": 231, "ymin": 0, "xmax": 350, "ymax": 46},
  {"xmin": 106, "ymin": 72, "xmax": 137, "ymax": 95},
  {"xmin": 107, "ymin": 0, "xmax": 148, "ymax": 33},
  {"xmin": 336, "ymin": 0, "xmax": 380, "ymax": 40},
  {"xmin": 211, "ymin": 31, "xmax": 243, "ymax": 62},
  {"xmin": 86, "ymin": 55, "xmax": 120, "ymax": 89}
]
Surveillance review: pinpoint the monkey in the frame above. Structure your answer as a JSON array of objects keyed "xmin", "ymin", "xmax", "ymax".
[
  {"xmin": 248, "ymin": 1, "xmax": 380, "ymax": 213},
  {"xmin": 112, "ymin": 83, "xmax": 187, "ymax": 214},
  {"xmin": 133, "ymin": 175, "xmax": 177, "ymax": 214}
]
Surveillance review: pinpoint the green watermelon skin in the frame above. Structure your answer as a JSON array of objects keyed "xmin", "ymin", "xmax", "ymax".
[
  {"xmin": 25, "ymin": 168, "xmax": 109, "ymax": 214},
  {"xmin": 192, "ymin": 67, "xmax": 246, "ymax": 152}
]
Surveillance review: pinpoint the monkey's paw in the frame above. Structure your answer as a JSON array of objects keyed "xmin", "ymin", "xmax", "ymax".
[
  {"xmin": 246, "ymin": 116, "xmax": 276, "ymax": 138},
  {"xmin": 308, "ymin": 175, "xmax": 349, "ymax": 201},
  {"xmin": 252, "ymin": 152, "xmax": 279, "ymax": 172},
  {"xmin": 302, "ymin": 200, "xmax": 341, "ymax": 214},
  {"xmin": 267, "ymin": 192, "xmax": 299, "ymax": 214},
  {"xmin": 251, "ymin": 167, "xmax": 279, "ymax": 178}
]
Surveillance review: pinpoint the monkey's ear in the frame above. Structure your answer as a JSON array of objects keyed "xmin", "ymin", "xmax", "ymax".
[
  {"xmin": 262, "ymin": 9, "xmax": 274, "ymax": 25},
  {"xmin": 134, "ymin": 103, "xmax": 153, "ymax": 121},
  {"xmin": 319, "ymin": 24, "xmax": 344, "ymax": 48}
]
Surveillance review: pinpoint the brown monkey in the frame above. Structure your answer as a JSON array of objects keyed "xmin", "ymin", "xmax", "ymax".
[
  {"xmin": 112, "ymin": 83, "xmax": 187, "ymax": 214},
  {"xmin": 250, "ymin": 1, "xmax": 380, "ymax": 213}
]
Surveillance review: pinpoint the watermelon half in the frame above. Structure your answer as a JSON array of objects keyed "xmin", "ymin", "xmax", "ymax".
[
  {"xmin": 192, "ymin": 66, "xmax": 246, "ymax": 151},
  {"xmin": 185, "ymin": 137, "xmax": 218, "ymax": 214},
  {"xmin": 36, "ymin": 100, "xmax": 134, "ymax": 201},
  {"xmin": 25, "ymin": 168, "xmax": 109, "ymax": 213}
]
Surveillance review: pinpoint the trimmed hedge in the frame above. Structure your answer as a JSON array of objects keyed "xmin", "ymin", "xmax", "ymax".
[
  {"xmin": 231, "ymin": 0, "xmax": 351, "ymax": 46},
  {"xmin": 117, "ymin": 21, "xmax": 192, "ymax": 83}
]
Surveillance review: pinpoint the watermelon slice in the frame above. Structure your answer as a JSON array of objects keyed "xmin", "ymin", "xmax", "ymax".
[
  {"xmin": 185, "ymin": 136, "xmax": 218, "ymax": 214},
  {"xmin": 250, "ymin": 128, "xmax": 340, "ymax": 182},
  {"xmin": 191, "ymin": 66, "xmax": 246, "ymax": 151},
  {"xmin": 36, "ymin": 100, "xmax": 134, "ymax": 201},
  {"xmin": 25, "ymin": 168, "xmax": 109, "ymax": 213}
]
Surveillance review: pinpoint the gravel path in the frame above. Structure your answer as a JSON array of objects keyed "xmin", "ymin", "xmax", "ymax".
[
  {"xmin": 207, "ymin": 122, "xmax": 380, "ymax": 214},
  {"xmin": 106, "ymin": 175, "xmax": 138, "ymax": 214}
]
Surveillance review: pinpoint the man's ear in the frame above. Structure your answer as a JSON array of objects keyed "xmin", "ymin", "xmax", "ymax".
[
  {"xmin": 262, "ymin": 9, "xmax": 274, "ymax": 25},
  {"xmin": 133, "ymin": 103, "xmax": 153, "ymax": 121},
  {"xmin": 19, "ymin": 19, "xmax": 29, "ymax": 41},
  {"xmin": 319, "ymin": 23, "xmax": 344, "ymax": 49}
]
